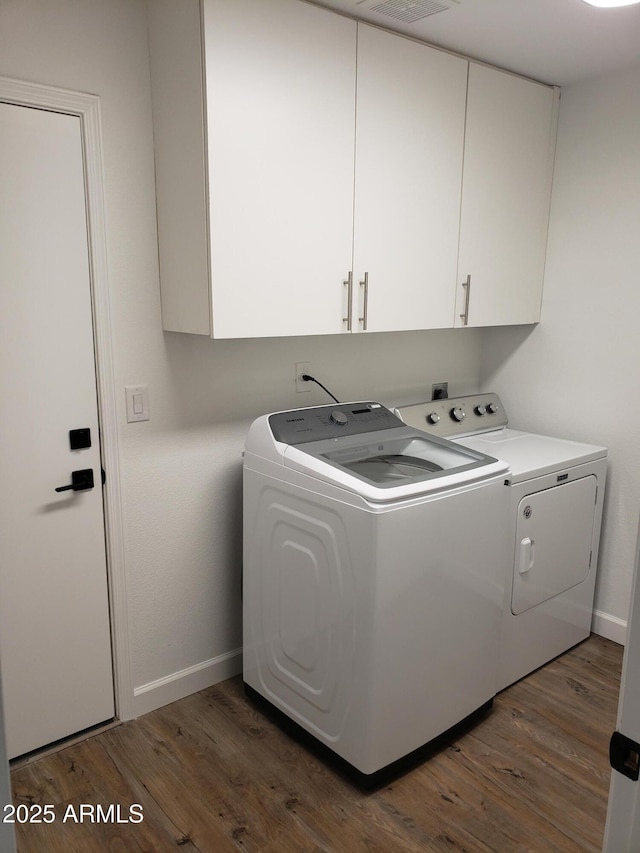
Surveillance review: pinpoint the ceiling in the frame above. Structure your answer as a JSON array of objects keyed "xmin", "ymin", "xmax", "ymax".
[{"xmin": 309, "ymin": 0, "xmax": 640, "ymax": 86}]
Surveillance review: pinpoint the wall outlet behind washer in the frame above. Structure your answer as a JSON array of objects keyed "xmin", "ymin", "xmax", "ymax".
[
  {"xmin": 432, "ymin": 382, "xmax": 448, "ymax": 400},
  {"xmin": 295, "ymin": 362, "xmax": 312, "ymax": 393}
]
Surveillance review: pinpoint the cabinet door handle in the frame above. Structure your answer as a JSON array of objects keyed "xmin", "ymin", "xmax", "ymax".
[
  {"xmin": 343, "ymin": 271, "xmax": 353, "ymax": 331},
  {"xmin": 359, "ymin": 272, "xmax": 369, "ymax": 331},
  {"xmin": 460, "ymin": 274, "xmax": 471, "ymax": 326}
]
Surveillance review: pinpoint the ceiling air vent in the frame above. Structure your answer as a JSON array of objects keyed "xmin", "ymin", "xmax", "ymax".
[{"xmin": 359, "ymin": 0, "xmax": 460, "ymax": 24}]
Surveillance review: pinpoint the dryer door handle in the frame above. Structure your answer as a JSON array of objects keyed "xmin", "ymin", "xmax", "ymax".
[{"xmin": 519, "ymin": 537, "xmax": 535, "ymax": 574}]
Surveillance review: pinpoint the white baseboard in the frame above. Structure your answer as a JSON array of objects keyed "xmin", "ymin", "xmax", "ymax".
[
  {"xmin": 129, "ymin": 613, "xmax": 626, "ymax": 719},
  {"xmin": 592, "ymin": 609, "xmax": 627, "ymax": 646},
  {"xmin": 132, "ymin": 648, "xmax": 243, "ymax": 718}
]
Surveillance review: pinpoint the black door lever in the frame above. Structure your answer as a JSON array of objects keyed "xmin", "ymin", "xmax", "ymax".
[{"xmin": 55, "ymin": 469, "xmax": 95, "ymax": 493}]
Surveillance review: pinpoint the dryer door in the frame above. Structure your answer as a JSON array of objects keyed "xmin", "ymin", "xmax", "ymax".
[{"xmin": 512, "ymin": 475, "xmax": 597, "ymax": 615}]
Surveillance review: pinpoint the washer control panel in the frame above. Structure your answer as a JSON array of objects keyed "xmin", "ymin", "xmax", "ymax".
[
  {"xmin": 269, "ymin": 402, "xmax": 404, "ymax": 445},
  {"xmin": 395, "ymin": 393, "xmax": 508, "ymax": 438}
]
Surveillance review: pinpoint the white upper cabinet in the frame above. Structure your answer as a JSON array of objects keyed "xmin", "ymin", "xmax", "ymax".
[
  {"xmin": 352, "ymin": 25, "xmax": 467, "ymax": 333},
  {"xmin": 455, "ymin": 64, "xmax": 559, "ymax": 328},
  {"xmin": 204, "ymin": 0, "xmax": 357, "ymax": 338},
  {"xmin": 149, "ymin": 0, "xmax": 357, "ymax": 338},
  {"xmin": 148, "ymin": 0, "xmax": 558, "ymax": 338}
]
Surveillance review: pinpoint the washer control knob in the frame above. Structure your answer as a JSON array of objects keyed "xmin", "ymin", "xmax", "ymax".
[
  {"xmin": 426, "ymin": 412, "xmax": 440, "ymax": 425},
  {"xmin": 330, "ymin": 410, "xmax": 348, "ymax": 426},
  {"xmin": 486, "ymin": 402, "xmax": 499, "ymax": 415},
  {"xmin": 475, "ymin": 405, "xmax": 487, "ymax": 416},
  {"xmin": 450, "ymin": 406, "xmax": 466, "ymax": 423}
]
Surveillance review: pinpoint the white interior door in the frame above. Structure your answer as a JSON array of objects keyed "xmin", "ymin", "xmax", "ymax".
[
  {"xmin": 603, "ymin": 517, "xmax": 640, "ymax": 851},
  {"xmin": 0, "ymin": 101, "xmax": 114, "ymax": 759}
]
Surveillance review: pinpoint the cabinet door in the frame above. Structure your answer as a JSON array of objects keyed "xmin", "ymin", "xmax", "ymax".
[
  {"xmin": 204, "ymin": 0, "xmax": 357, "ymax": 338},
  {"xmin": 456, "ymin": 64, "xmax": 558, "ymax": 327},
  {"xmin": 352, "ymin": 26, "xmax": 467, "ymax": 333}
]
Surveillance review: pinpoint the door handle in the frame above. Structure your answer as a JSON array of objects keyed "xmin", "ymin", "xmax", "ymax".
[
  {"xmin": 55, "ymin": 468, "xmax": 95, "ymax": 493},
  {"xmin": 518, "ymin": 536, "xmax": 535, "ymax": 574}
]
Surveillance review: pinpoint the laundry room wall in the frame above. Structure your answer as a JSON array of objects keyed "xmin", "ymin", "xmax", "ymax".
[
  {"xmin": 0, "ymin": 0, "xmax": 483, "ymax": 717},
  {"xmin": 480, "ymin": 64, "xmax": 640, "ymax": 644}
]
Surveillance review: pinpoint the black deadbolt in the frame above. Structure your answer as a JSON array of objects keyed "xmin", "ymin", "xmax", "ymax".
[{"xmin": 69, "ymin": 428, "xmax": 91, "ymax": 450}]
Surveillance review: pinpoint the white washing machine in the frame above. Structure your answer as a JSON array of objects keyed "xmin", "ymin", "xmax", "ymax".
[
  {"xmin": 395, "ymin": 393, "xmax": 607, "ymax": 692},
  {"xmin": 243, "ymin": 401, "xmax": 510, "ymax": 778}
]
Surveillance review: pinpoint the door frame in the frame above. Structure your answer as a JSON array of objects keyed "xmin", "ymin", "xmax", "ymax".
[
  {"xmin": 603, "ymin": 515, "xmax": 640, "ymax": 850},
  {"xmin": 0, "ymin": 76, "xmax": 133, "ymax": 721}
]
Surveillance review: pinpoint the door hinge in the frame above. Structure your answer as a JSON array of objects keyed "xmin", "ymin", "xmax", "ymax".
[
  {"xmin": 101, "ymin": 467, "xmax": 106, "ymax": 486},
  {"xmin": 610, "ymin": 731, "xmax": 640, "ymax": 781}
]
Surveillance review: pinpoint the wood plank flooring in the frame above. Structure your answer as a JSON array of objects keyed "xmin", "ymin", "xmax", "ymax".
[{"xmin": 10, "ymin": 634, "xmax": 622, "ymax": 852}]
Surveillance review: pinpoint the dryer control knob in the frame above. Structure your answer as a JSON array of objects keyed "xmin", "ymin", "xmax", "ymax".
[
  {"xmin": 486, "ymin": 402, "xmax": 499, "ymax": 414},
  {"xmin": 451, "ymin": 406, "xmax": 466, "ymax": 422},
  {"xmin": 475, "ymin": 405, "xmax": 487, "ymax": 416},
  {"xmin": 427, "ymin": 412, "xmax": 440, "ymax": 425},
  {"xmin": 330, "ymin": 410, "xmax": 348, "ymax": 426}
]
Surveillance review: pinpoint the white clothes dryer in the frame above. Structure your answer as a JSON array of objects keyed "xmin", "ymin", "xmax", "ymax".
[
  {"xmin": 243, "ymin": 402, "xmax": 510, "ymax": 779},
  {"xmin": 395, "ymin": 393, "xmax": 607, "ymax": 692}
]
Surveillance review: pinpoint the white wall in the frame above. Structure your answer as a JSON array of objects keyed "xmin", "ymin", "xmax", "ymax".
[
  {"xmin": 0, "ymin": 0, "xmax": 484, "ymax": 716},
  {"xmin": 127, "ymin": 328, "xmax": 484, "ymax": 714},
  {"xmin": 480, "ymin": 65, "xmax": 640, "ymax": 643}
]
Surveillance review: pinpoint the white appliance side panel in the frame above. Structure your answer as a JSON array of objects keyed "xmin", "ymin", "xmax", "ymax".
[
  {"xmin": 243, "ymin": 472, "xmax": 364, "ymax": 749},
  {"xmin": 363, "ymin": 477, "xmax": 508, "ymax": 773},
  {"xmin": 512, "ymin": 476, "xmax": 598, "ymax": 616}
]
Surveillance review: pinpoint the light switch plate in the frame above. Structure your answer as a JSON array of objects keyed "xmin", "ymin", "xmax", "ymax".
[{"xmin": 125, "ymin": 384, "xmax": 150, "ymax": 422}]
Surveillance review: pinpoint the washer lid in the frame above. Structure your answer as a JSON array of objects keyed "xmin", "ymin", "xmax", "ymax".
[
  {"xmin": 455, "ymin": 428, "xmax": 607, "ymax": 483},
  {"xmin": 284, "ymin": 426, "xmax": 508, "ymax": 501}
]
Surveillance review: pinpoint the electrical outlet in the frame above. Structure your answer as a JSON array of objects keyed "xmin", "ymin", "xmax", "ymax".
[
  {"xmin": 295, "ymin": 362, "xmax": 312, "ymax": 393},
  {"xmin": 432, "ymin": 382, "xmax": 448, "ymax": 400}
]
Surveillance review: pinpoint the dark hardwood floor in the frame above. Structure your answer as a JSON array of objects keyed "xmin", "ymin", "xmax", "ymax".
[{"xmin": 10, "ymin": 634, "xmax": 622, "ymax": 852}]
